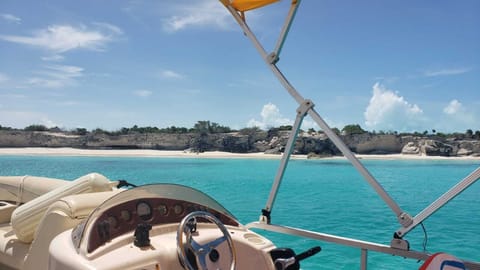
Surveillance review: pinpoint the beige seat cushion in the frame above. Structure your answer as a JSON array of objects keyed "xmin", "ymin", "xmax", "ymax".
[
  {"xmin": 0, "ymin": 202, "xmax": 16, "ymax": 224},
  {"xmin": 11, "ymin": 173, "xmax": 115, "ymax": 243},
  {"xmin": 23, "ymin": 190, "xmax": 123, "ymax": 270}
]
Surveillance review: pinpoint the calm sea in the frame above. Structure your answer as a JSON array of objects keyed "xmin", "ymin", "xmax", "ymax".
[{"xmin": 1, "ymin": 155, "xmax": 479, "ymax": 269}]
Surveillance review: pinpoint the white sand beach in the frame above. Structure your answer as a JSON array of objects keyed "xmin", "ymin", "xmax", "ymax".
[{"xmin": 0, "ymin": 147, "xmax": 479, "ymax": 160}]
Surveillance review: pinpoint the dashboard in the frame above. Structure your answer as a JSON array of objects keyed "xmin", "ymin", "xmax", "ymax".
[{"xmin": 87, "ymin": 197, "xmax": 239, "ymax": 253}]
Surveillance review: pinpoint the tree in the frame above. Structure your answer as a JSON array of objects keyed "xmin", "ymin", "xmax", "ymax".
[
  {"xmin": 193, "ymin": 121, "xmax": 211, "ymax": 134},
  {"xmin": 466, "ymin": 129, "xmax": 473, "ymax": 138},
  {"xmin": 278, "ymin": 125, "xmax": 293, "ymax": 131},
  {"xmin": 24, "ymin": 124, "xmax": 48, "ymax": 131},
  {"xmin": 341, "ymin": 124, "xmax": 366, "ymax": 135},
  {"xmin": 73, "ymin": 128, "xmax": 88, "ymax": 135},
  {"xmin": 331, "ymin": 127, "xmax": 340, "ymax": 135}
]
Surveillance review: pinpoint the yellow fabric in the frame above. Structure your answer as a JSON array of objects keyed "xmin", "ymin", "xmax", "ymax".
[{"xmin": 230, "ymin": 0, "xmax": 280, "ymax": 12}]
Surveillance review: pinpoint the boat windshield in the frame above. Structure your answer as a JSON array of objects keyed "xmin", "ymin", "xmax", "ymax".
[{"xmin": 73, "ymin": 184, "xmax": 238, "ymax": 253}]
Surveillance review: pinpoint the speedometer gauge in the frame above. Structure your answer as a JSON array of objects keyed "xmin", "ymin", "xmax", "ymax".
[{"xmin": 136, "ymin": 201, "xmax": 153, "ymax": 221}]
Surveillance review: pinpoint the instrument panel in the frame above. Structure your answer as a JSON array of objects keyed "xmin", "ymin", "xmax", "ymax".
[{"xmin": 87, "ymin": 197, "xmax": 239, "ymax": 253}]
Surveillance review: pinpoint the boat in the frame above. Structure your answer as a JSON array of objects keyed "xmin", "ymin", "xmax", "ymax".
[{"xmin": 1, "ymin": 1, "xmax": 479, "ymax": 269}]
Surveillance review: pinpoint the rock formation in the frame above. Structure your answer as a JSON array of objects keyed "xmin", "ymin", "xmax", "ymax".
[{"xmin": 1, "ymin": 130, "xmax": 479, "ymax": 157}]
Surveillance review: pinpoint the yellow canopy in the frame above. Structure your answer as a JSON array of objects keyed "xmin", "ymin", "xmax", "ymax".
[{"xmin": 230, "ymin": 0, "xmax": 280, "ymax": 12}]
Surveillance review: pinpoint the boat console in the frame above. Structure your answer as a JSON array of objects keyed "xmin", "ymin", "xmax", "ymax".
[
  {"xmin": 48, "ymin": 183, "xmax": 278, "ymax": 270},
  {"xmin": 0, "ymin": 173, "xmax": 320, "ymax": 270}
]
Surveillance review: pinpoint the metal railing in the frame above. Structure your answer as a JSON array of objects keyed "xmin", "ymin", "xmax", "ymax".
[{"xmin": 246, "ymin": 222, "xmax": 480, "ymax": 270}]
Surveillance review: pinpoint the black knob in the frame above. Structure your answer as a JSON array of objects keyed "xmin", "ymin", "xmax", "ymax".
[
  {"xmin": 134, "ymin": 223, "xmax": 152, "ymax": 247},
  {"xmin": 209, "ymin": 249, "xmax": 220, "ymax": 262}
]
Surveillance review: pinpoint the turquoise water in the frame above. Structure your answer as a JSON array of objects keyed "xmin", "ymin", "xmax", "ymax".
[{"xmin": 1, "ymin": 155, "xmax": 479, "ymax": 269}]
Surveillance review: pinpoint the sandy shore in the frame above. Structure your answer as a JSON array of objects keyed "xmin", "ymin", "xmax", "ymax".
[{"xmin": 0, "ymin": 147, "xmax": 479, "ymax": 160}]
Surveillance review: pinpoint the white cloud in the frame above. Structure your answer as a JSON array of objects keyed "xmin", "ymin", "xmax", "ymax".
[
  {"xmin": 162, "ymin": 0, "xmax": 232, "ymax": 32},
  {"xmin": 0, "ymin": 72, "xmax": 9, "ymax": 83},
  {"xmin": 364, "ymin": 83, "xmax": 424, "ymax": 132},
  {"xmin": 133, "ymin": 89, "xmax": 152, "ymax": 97},
  {"xmin": 424, "ymin": 67, "xmax": 471, "ymax": 77},
  {"xmin": 443, "ymin": 99, "xmax": 462, "ymax": 115},
  {"xmin": 0, "ymin": 23, "xmax": 122, "ymax": 53},
  {"xmin": 247, "ymin": 103, "xmax": 292, "ymax": 129},
  {"xmin": 440, "ymin": 99, "xmax": 476, "ymax": 132},
  {"xmin": 41, "ymin": 54, "xmax": 64, "ymax": 62},
  {"xmin": 40, "ymin": 117, "xmax": 59, "ymax": 128},
  {"xmin": 92, "ymin": 22, "xmax": 124, "ymax": 35},
  {"xmin": 0, "ymin": 110, "xmax": 58, "ymax": 128},
  {"xmin": 160, "ymin": 70, "xmax": 183, "ymax": 79},
  {"xmin": 28, "ymin": 64, "xmax": 84, "ymax": 88},
  {"xmin": 1, "ymin": 13, "xmax": 21, "ymax": 24}
]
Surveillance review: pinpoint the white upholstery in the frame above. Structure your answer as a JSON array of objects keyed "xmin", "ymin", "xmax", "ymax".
[
  {"xmin": 23, "ymin": 190, "xmax": 122, "ymax": 270},
  {"xmin": 0, "ymin": 224, "xmax": 30, "ymax": 270},
  {"xmin": 11, "ymin": 173, "xmax": 115, "ymax": 243},
  {"xmin": 0, "ymin": 202, "xmax": 16, "ymax": 224},
  {"xmin": 0, "ymin": 176, "xmax": 68, "ymax": 204}
]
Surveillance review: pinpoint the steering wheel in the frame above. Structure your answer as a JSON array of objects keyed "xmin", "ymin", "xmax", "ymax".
[{"xmin": 177, "ymin": 211, "xmax": 236, "ymax": 270}]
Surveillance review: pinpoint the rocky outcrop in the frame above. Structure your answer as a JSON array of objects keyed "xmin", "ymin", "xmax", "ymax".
[
  {"xmin": 1, "ymin": 130, "xmax": 479, "ymax": 157},
  {"xmin": 421, "ymin": 140, "xmax": 453, "ymax": 156},
  {"xmin": 401, "ymin": 142, "xmax": 420, "ymax": 155},
  {"xmin": 343, "ymin": 134, "xmax": 403, "ymax": 154}
]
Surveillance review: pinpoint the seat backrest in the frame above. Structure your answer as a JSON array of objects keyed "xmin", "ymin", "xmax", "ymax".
[
  {"xmin": 0, "ymin": 176, "xmax": 68, "ymax": 204},
  {"xmin": 22, "ymin": 190, "xmax": 123, "ymax": 270},
  {"xmin": 0, "ymin": 201, "xmax": 16, "ymax": 224},
  {"xmin": 11, "ymin": 173, "xmax": 115, "ymax": 243}
]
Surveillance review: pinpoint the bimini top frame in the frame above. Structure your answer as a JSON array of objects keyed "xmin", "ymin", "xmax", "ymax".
[{"xmin": 220, "ymin": 0, "xmax": 480, "ymax": 254}]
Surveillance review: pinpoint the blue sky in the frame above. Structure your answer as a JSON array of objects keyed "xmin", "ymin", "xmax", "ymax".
[{"xmin": 0, "ymin": 1, "xmax": 478, "ymax": 133}]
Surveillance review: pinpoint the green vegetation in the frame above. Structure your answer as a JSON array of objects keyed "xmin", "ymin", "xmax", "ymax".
[
  {"xmin": 1, "ymin": 122, "xmax": 479, "ymax": 140},
  {"xmin": 0, "ymin": 125, "xmax": 12, "ymax": 131},
  {"xmin": 192, "ymin": 121, "xmax": 232, "ymax": 134},
  {"xmin": 341, "ymin": 124, "xmax": 366, "ymax": 135},
  {"xmin": 24, "ymin": 124, "xmax": 49, "ymax": 131}
]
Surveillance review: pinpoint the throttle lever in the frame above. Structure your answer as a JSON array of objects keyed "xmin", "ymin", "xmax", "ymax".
[
  {"xmin": 295, "ymin": 246, "xmax": 321, "ymax": 261},
  {"xmin": 273, "ymin": 246, "xmax": 321, "ymax": 270}
]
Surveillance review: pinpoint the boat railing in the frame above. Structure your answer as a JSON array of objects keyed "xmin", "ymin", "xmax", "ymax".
[{"xmin": 246, "ymin": 221, "xmax": 480, "ymax": 270}]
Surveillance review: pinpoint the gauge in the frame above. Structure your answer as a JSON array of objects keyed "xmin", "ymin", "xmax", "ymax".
[
  {"xmin": 173, "ymin": 204, "xmax": 184, "ymax": 215},
  {"xmin": 157, "ymin": 204, "xmax": 168, "ymax": 216},
  {"xmin": 136, "ymin": 201, "xmax": 153, "ymax": 221},
  {"xmin": 107, "ymin": 216, "xmax": 118, "ymax": 229},
  {"xmin": 120, "ymin": 210, "xmax": 132, "ymax": 222}
]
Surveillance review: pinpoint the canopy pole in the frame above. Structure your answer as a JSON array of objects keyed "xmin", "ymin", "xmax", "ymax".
[
  {"xmin": 261, "ymin": 100, "xmax": 313, "ymax": 223},
  {"xmin": 221, "ymin": 0, "xmax": 406, "ymax": 224},
  {"xmin": 395, "ymin": 166, "xmax": 480, "ymax": 238},
  {"xmin": 269, "ymin": 0, "xmax": 301, "ymax": 64}
]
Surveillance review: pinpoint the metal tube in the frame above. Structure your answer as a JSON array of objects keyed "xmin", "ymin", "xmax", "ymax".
[
  {"xmin": 361, "ymin": 249, "xmax": 368, "ymax": 270},
  {"xmin": 272, "ymin": 0, "xmax": 301, "ymax": 62},
  {"xmin": 396, "ymin": 166, "xmax": 480, "ymax": 237},
  {"xmin": 264, "ymin": 101, "xmax": 313, "ymax": 216},
  {"xmin": 246, "ymin": 222, "xmax": 480, "ymax": 269}
]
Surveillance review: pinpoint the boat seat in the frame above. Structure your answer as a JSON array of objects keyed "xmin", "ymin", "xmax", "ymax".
[
  {"xmin": 22, "ymin": 190, "xmax": 123, "ymax": 270},
  {"xmin": 0, "ymin": 223, "xmax": 30, "ymax": 270},
  {"xmin": 0, "ymin": 176, "xmax": 69, "ymax": 204},
  {"xmin": 0, "ymin": 202, "xmax": 16, "ymax": 224},
  {"xmin": 10, "ymin": 173, "xmax": 117, "ymax": 243}
]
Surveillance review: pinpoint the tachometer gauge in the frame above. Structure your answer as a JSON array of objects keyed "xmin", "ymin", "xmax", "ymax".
[
  {"xmin": 107, "ymin": 216, "xmax": 118, "ymax": 229},
  {"xmin": 173, "ymin": 204, "xmax": 184, "ymax": 215},
  {"xmin": 120, "ymin": 210, "xmax": 132, "ymax": 222},
  {"xmin": 136, "ymin": 201, "xmax": 153, "ymax": 221},
  {"xmin": 157, "ymin": 204, "xmax": 168, "ymax": 216}
]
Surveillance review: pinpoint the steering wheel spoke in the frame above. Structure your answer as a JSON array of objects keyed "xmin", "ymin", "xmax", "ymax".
[{"xmin": 177, "ymin": 211, "xmax": 236, "ymax": 270}]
